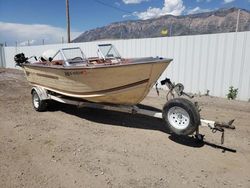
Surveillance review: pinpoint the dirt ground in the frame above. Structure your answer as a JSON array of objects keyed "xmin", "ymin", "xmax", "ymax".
[{"xmin": 0, "ymin": 68, "xmax": 250, "ymax": 188}]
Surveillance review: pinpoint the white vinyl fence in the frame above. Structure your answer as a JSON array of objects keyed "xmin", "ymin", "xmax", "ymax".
[{"xmin": 2, "ymin": 31, "xmax": 250, "ymax": 101}]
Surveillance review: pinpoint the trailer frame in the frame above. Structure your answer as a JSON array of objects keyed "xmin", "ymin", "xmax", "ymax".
[{"xmin": 31, "ymin": 86, "xmax": 235, "ymax": 144}]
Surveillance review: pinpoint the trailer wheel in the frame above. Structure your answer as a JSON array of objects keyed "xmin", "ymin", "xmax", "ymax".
[
  {"xmin": 162, "ymin": 98, "xmax": 200, "ymax": 135},
  {"xmin": 32, "ymin": 90, "xmax": 47, "ymax": 112}
]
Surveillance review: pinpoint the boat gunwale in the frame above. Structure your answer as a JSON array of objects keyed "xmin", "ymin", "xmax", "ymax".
[{"xmin": 23, "ymin": 58, "xmax": 173, "ymax": 70}]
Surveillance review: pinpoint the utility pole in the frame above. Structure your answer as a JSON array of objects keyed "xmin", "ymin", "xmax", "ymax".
[
  {"xmin": 235, "ymin": 9, "xmax": 240, "ymax": 32},
  {"xmin": 66, "ymin": 0, "xmax": 71, "ymax": 43}
]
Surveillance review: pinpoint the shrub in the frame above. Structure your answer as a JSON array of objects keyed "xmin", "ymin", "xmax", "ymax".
[{"xmin": 227, "ymin": 86, "xmax": 238, "ymax": 100}]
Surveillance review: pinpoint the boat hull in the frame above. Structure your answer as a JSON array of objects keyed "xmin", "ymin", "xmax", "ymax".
[{"xmin": 23, "ymin": 59, "xmax": 171, "ymax": 105}]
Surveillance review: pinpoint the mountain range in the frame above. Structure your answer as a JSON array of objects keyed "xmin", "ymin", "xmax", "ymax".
[{"xmin": 73, "ymin": 8, "xmax": 250, "ymax": 42}]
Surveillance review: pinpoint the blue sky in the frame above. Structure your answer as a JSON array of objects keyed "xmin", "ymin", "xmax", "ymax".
[{"xmin": 0, "ymin": 0, "xmax": 249, "ymax": 46}]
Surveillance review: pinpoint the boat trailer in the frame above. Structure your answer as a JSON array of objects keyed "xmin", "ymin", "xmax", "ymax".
[{"xmin": 31, "ymin": 78, "xmax": 235, "ymax": 145}]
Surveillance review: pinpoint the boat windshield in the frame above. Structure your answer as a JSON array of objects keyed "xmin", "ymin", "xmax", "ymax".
[
  {"xmin": 61, "ymin": 48, "xmax": 87, "ymax": 63},
  {"xmin": 98, "ymin": 44, "xmax": 121, "ymax": 60}
]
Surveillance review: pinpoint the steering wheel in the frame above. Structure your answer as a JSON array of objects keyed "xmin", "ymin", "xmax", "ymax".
[{"xmin": 71, "ymin": 57, "xmax": 83, "ymax": 61}]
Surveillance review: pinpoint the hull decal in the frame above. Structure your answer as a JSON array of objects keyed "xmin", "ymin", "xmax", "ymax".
[
  {"xmin": 25, "ymin": 71, "xmax": 59, "ymax": 79},
  {"xmin": 36, "ymin": 73, "xmax": 59, "ymax": 79}
]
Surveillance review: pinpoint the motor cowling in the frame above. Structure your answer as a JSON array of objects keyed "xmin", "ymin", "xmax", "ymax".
[{"xmin": 14, "ymin": 53, "xmax": 28, "ymax": 67}]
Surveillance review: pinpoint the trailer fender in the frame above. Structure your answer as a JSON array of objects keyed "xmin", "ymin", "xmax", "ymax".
[{"xmin": 31, "ymin": 86, "xmax": 50, "ymax": 100}]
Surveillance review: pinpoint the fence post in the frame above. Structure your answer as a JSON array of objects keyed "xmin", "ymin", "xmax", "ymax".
[{"xmin": 0, "ymin": 44, "xmax": 6, "ymax": 68}]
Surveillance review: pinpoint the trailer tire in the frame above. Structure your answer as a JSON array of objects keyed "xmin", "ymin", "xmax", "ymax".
[
  {"xmin": 162, "ymin": 98, "xmax": 200, "ymax": 135},
  {"xmin": 32, "ymin": 90, "xmax": 47, "ymax": 112}
]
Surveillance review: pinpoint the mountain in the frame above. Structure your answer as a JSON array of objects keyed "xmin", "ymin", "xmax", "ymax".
[{"xmin": 73, "ymin": 8, "xmax": 250, "ymax": 42}]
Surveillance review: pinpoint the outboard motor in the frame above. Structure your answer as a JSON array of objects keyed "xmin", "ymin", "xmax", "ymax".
[{"xmin": 14, "ymin": 53, "xmax": 28, "ymax": 67}]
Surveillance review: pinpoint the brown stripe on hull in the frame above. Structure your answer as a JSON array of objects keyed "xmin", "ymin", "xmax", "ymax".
[{"xmin": 30, "ymin": 78, "xmax": 149, "ymax": 95}]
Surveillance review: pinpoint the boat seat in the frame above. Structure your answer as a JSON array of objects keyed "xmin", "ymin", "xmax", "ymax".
[
  {"xmin": 51, "ymin": 60, "xmax": 64, "ymax": 65},
  {"xmin": 89, "ymin": 59, "xmax": 105, "ymax": 64},
  {"xmin": 46, "ymin": 60, "xmax": 64, "ymax": 66}
]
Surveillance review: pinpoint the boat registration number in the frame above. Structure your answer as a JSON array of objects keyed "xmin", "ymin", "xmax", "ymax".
[{"xmin": 64, "ymin": 70, "xmax": 87, "ymax": 76}]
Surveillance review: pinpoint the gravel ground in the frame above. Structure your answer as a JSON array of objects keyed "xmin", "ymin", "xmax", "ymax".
[{"xmin": 0, "ymin": 68, "xmax": 250, "ymax": 188}]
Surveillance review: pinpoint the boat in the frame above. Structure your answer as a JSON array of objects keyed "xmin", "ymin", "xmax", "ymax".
[
  {"xmin": 14, "ymin": 44, "xmax": 172, "ymax": 105},
  {"xmin": 14, "ymin": 44, "xmax": 236, "ymax": 142}
]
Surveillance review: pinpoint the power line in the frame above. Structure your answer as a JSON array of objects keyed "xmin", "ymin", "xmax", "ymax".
[{"xmin": 93, "ymin": 0, "xmax": 133, "ymax": 14}]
